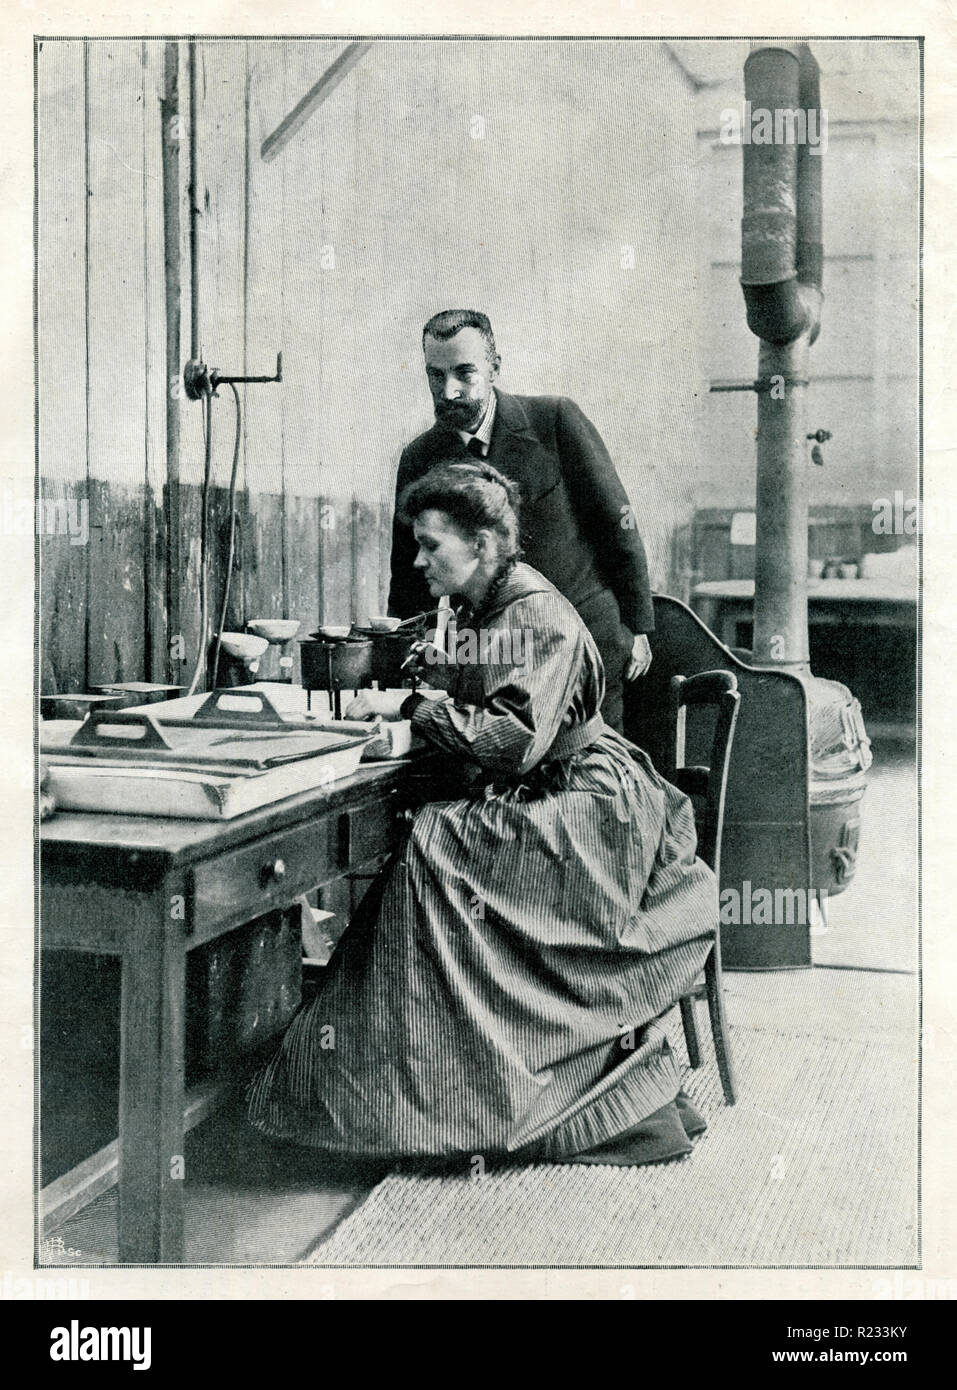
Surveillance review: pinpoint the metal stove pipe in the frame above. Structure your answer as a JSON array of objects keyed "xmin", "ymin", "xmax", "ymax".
[
  {"xmin": 741, "ymin": 43, "xmax": 823, "ymax": 670},
  {"xmin": 738, "ymin": 45, "xmax": 871, "ymax": 912}
]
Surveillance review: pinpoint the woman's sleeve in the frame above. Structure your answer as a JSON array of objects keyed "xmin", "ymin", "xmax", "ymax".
[{"xmin": 407, "ymin": 592, "xmax": 583, "ymax": 775}]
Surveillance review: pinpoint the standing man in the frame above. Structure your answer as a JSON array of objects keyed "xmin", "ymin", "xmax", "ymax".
[{"xmin": 387, "ymin": 308, "xmax": 653, "ymax": 732}]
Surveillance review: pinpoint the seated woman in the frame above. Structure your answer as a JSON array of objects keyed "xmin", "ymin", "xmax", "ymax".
[{"xmin": 247, "ymin": 463, "xmax": 717, "ymax": 1167}]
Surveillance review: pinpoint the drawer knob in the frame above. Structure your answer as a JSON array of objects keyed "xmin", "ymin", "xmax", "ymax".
[{"xmin": 261, "ymin": 857, "xmax": 287, "ymax": 886}]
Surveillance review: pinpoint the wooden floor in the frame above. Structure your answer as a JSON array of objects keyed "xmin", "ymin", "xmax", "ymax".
[{"xmin": 42, "ymin": 1104, "xmax": 383, "ymax": 1266}]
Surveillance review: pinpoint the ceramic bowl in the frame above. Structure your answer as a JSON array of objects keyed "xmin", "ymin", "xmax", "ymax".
[
  {"xmin": 317, "ymin": 624, "xmax": 352, "ymax": 640},
  {"xmin": 368, "ymin": 615, "xmax": 402, "ymax": 633},
  {"xmin": 246, "ymin": 618, "xmax": 302, "ymax": 643},
  {"xmin": 217, "ymin": 632, "xmax": 269, "ymax": 661}
]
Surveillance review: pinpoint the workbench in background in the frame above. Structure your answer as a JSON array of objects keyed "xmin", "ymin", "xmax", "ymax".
[{"xmin": 692, "ymin": 577, "xmax": 917, "ymax": 735}]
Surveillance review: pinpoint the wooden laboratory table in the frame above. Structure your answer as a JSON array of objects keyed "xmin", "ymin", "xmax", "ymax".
[
  {"xmin": 40, "ymin": 755, "xmax": 422, "ymax": 1263},
  {"xmin": 691, "ymin": 577, "xmax": 918, "ymax": 651}
]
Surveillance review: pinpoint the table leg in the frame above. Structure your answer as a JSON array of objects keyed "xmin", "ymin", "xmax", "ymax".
[{"xmin": 117, "ymin": 898, "xmax": 186, "ymax": 1263}]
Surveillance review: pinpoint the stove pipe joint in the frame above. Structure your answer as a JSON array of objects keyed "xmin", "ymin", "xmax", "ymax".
[{"xmin": 741, "ymin": 43, "xmax": 823, "ymax": 669}]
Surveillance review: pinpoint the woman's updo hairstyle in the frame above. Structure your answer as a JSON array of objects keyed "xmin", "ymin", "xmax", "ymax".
[{"xmin": 399, "ymin": 461, "xmax": 523, "ymax": 566}]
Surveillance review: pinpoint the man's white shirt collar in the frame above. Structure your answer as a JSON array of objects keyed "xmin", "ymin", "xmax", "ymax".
[{"xmin": 456, "ymin": 389, "xmax": 497, "ymax": 454}]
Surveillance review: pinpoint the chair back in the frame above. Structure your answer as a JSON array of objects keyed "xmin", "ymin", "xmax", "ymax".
[{"xmin": 667, "ymin": 671, "xmax": 741, "ymax": 880}]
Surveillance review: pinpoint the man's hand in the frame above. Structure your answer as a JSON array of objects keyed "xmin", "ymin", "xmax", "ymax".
[
  {"xmin": 624, "ymin": 633, "xmax": 652, "ymax": 681},
  {"xmin": 344, "ymin": 690, "xmax": 407, "ymax": 721}
]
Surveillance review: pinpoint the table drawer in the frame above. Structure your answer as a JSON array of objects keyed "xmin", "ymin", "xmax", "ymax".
[
  {"xmin": 187, "ymin": 908, "xmax": 302, "ymax": 1070},
  {"xmin": 189, "ymin": 787, "xmax": 403, "ymax": 937},
  {"xmin": 340, "ymin": 791, "xmax": 405, "ymax": 865}
]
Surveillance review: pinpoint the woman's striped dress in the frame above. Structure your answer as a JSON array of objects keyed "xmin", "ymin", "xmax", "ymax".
[{"xmin": 247, "ymin": 564, "xmax": 717, "ymax": 1162}]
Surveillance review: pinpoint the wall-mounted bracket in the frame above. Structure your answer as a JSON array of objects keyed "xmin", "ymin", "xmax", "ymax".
[
  {"xmin": 709, "ymin": 375, "xmax": 809, "ymax": 394},
  {"xmin": 184, "ymin": 352, "xmax": 283, "ymax": 401}
]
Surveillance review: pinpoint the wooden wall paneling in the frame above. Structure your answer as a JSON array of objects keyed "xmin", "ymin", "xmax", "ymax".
[
  {"xmin": 348, "ymin": 47, "xmax": 392, "ymax": 624},
  {"xmin": 360, "ymin": 41, "xmax": 420, "ymax": 617},
  {"xmin": 83, "ymin": 479, "xmax": 148, "ymax": 685},
  {"xmin": 194, "ymin": 42, "xmax": 251, "ymax": 684},
  {"xmin": 246, "ymin": 494, "xmax": 285, "ymax": 630},
  {"xmin": 265, "ymin": 46, "xmax": 323, "ymax": 654},
  {"xmin": 243, "ymin": 42, "xmax": 289, "ymax": 657},
  {"xmin": 343, "ymin": 53, "xmax": 377, "ymax": 626},
  {"xmin": 206, "ymin": 469, "xmax": 245, "ymax": 641},
  {"xmin": 358, "ymin": 39, "xmax": 441, "ymax": 592},
  {"xmin": 37, "ymin": 476, "xmax": 89, "ymax": 695},
  {"xmin": 244, "ymin": 491, "xmax": 295, "ymax": 681},
  {"xmin": 171, "ymin": 474, "xmax": 205, "ymax": 693},
  {"xmin": 37, "ymin": 41, "xmax": 89, "ymax": 694},
  {"xmin": 204, "ymin": 31, "xmax": 251, "ymax": 691},
  {"xmin": 171, "ymin": 42, "xmax": 211, "ymax": 691},
  {"xmin": 159, "ymin": 40, "xmax": 186, "ymax": 689},
  {"xmin": 314, "ymin": 490, "xmax": 352, "ymax": 627},
  {"xmin": 142, "ymin": 41, "xmax": 170, "ymax": 683},
  {"xmin": 195, "ymin": 43, "xmax": 248, "ymax": 414},
  {"xmin": 309, "ymin": 43, "xmax": 361, "ymax": 624},
  {"xmin": 378, "ymin": 496, "xmax": 393, "ymax": 617},
  {"xmin": 243, "ymin": 41, "xmax": 286, "ymax": 485},
  {"xmin": 84, "ymin": 42, "xmax": 149, "ymax": 686},
  {"xmin": 337, "ymin": 40, "xmax": 703, "ymax": 606},
  {"xmin": 284, "ymin": 494, "xmax": 322, "ymax": 677},
  {"xmin": 279, "ymin": 43, "xmax": 330, "ymax": 625},
  {"xmin": 349, "ymin": 495, "xmax": 380, "ymax": 627},
  {"xmin": 275, "ymin": 43, "xmax": 345, "ymax": 627},
  {"xmin": 573, "ymin": 41, "xmax": 698, "ymax": 593}
]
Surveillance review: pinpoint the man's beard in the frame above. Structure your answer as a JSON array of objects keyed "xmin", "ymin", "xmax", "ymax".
[{"xmin": 435, "ymin": 397, "xmax": 485, "ymax": 431}]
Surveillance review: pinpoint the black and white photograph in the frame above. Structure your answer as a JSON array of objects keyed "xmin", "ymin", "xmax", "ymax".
[{"xmin": 9, "ymin": 9, "xmax": 947, "ymax": 1307}]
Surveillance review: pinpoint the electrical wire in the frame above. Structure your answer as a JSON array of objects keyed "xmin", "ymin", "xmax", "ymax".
[
  {"xmin": 210, "ymin": 382, "xmax": 243, "ymax": 691},
  {"xmin": 186, "ymin": 386, "xmax": 214, "ymax": 696}
]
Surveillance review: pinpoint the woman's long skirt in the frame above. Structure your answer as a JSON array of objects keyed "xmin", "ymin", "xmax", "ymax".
[{"xmin": 247, "ymin": 731, "xmax": 717, "ymax": 1162}]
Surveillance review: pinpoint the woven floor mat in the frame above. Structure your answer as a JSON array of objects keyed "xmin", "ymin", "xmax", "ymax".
[{"xmin": 305, "ymin": 1024, "xmax": 917, "ymax": 1267}]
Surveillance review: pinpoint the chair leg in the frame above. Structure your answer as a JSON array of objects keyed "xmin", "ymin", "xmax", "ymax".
[
  {"xmin": 704, "ymin": 942, "xmax": 737, "ymax": 1105},
  {"xmin": 679, "ymin": 993, "xmax": 702, "ymax": 1069}
]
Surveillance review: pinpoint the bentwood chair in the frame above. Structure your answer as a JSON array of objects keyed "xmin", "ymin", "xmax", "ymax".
[{"xmin": 666, "ymin": 670, "xmax": 741, "ymax": 1105}]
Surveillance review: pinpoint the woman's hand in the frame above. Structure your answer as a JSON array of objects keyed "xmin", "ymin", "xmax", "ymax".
[
  {"xmin": 344, "ymin": 690, "xmax": 407, "ymax": 721},
  {"xmin": 404, "ymin": 639, "xmax": 456, "ymax": 690}
]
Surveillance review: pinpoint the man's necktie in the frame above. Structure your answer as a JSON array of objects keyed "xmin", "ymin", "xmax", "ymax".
[{"xmin": 466, "ymin": 435, "xmax": 487, "ymax": 459}]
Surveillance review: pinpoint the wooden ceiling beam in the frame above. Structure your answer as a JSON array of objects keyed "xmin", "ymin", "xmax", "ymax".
[{"xmin": 260, "ymin": 40, "xmax": 373, "ymax": 162}]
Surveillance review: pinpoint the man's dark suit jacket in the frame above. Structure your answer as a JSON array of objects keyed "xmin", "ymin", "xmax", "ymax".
[{"xmin": 387, "ymin": 391, "xmax": 655, "ymax": 645}]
